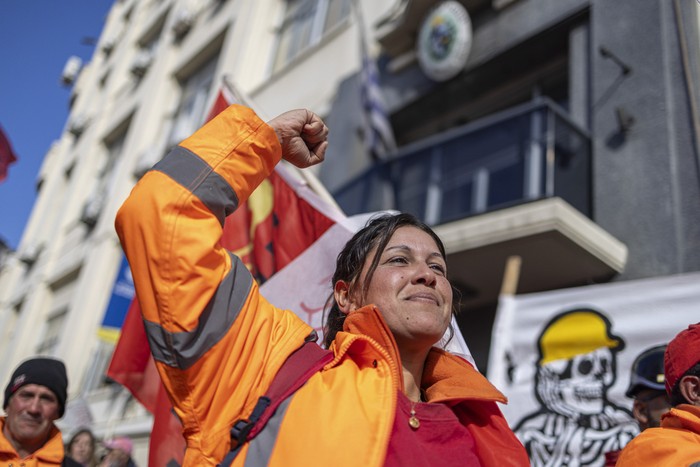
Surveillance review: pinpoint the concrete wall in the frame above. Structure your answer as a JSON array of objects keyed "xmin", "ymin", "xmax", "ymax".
[
  {"xmin": 590, "ymin": 0, "xmax": 700, "ymax": 280},
  {"xmin": 0, "ymin": 0, "xmax": 398, "ymax": 458}
]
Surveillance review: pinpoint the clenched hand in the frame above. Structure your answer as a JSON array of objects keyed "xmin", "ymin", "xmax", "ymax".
[{"xmin": 267, "ymin": 109, "xmax": 329, "ymax": 169}]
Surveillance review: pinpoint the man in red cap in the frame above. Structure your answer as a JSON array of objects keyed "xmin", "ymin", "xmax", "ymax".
[
  {"xmin": 0, "ymin": 357, "xmax": 80, "ymax": 466},
  {"xmin": 617, "ymin": 323, "xmax": 700, "ymax": 465}
]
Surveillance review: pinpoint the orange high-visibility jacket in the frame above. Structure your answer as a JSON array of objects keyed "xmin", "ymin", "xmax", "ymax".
[
  {"xmin": 116, "ymin": 105, "xmax": 529, "ymax": 466},
  {"xmin": 0, "ymin": 418, "xmax": 67, "ymax": 466},
  {"xmin": 616, "ymin": 404, "xmax": 700, "ymax": 466}
]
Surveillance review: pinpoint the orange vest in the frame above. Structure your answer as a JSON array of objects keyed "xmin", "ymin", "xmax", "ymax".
[
  {"xmin": 116, "ymin": 105, "xmax": 528, "ymax": 466},
  {"xmin": 0, "ymin": 417, "xmax": 65, "ymax": 466},
  {"xmin": 616, "ymin": 404, "xmax": 700, "ymax": 466}
]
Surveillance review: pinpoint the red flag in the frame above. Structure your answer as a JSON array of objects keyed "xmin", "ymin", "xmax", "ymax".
[
  {"xmin": 107, "ymin": 84, "xmax": 339, "ymax": 466},
  {"xmin": 0, "ymin": 124, "xmax": 18, "ymax": 183},
  {"xmin": 106, "ymin": 300, "xmax": 159, "ymax": 412}
]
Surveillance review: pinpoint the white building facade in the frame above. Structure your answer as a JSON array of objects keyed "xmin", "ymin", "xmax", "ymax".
[
  {"xmin": 1, "ymin": 0, "xmax": 699, "ymax": 464},
  {"xmin": 0, "ymin": 0, "xmax": 392, "ymax": 462}
]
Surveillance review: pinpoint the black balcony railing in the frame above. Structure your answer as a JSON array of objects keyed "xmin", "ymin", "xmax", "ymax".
[{"xmin": 334, "ymin": 97, "xmax": 591, "ymax": 225}]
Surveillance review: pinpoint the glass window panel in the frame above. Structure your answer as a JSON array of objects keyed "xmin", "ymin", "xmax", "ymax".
[
  {"xmin": 339, "ymin": 175, "xmax": 370, "ymax": 214},
  {"xmin": 553, "ymin": 117, "xmax": 591, "ymax": 216},
  {"xmin": 274, "ymin": 0, "xmax": 316, "ymax": 71},
  {"xmin": 36, "ymin": 309, "xmax": 67, "ymax": 356},
  {"xmin": 273, "ymin": 0, "xmax": 351, "ymax": 73},
  {"xmin": 324, "ymin": 0, "xmax": 351, "ymax": 33},
  {"xmin": 273, "ymin": 25, "xmax": 295, "ymax": 71},
  {"xmin": 167, "ymin": 55, "xmax": 218, "ymax": 148},
  {"xmin": 293, "ymin": 8, "xmax": 316, "ymax": 53},
  {"xmin": 487, "ymin": 157, "xmax": 524, "ymax": 208},
  {"xmin": 395, "ymin": 153, "xmax": 431, "ymax": 219},
  {"xmin": 440, "ymin": 181, "xmax": 474, "ymax": 224},
  {"xmin": 83, "ymin": 341, "xmax": 117, "ymax": 391}
]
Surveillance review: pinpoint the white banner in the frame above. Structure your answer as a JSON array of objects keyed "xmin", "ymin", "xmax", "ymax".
[
  {"xmin": 487, "ymin": 272, "xmax": 700, "ymax": 466},
  {"xmin": 261, "ymin": 213, "xmax": 474, "ymax": 363}
]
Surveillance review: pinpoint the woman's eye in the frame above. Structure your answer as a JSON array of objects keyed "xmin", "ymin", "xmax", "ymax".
[
  {"xmin": 388, "ymin": 256, "xmax": 408, "ymax": 264},
  {"xmin": 431, "ymin": 264, "xmax": 446, "ymax": 274}
]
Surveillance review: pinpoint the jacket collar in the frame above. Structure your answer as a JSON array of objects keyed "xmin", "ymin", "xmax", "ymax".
[
  {"xmin": 339, "ymin": 305, "xmax": 507, "ymax": 404},
  {"xmin": 662, "ymin": 404, "xmax": 700, "ymax": 432},
  {"xmin": 0, "ymin": 417, "xmax": 64, "ymax": 463}
]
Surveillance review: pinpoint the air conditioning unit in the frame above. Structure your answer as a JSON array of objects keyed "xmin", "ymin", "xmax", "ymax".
[
  {"xmin": 101, "ymin": 38, "xmax": 116, "ymax": 56},
  {"xmin": 19, "ymin": 243, "xmax": 43, "ymax": 267},
  {"xmin": 68, "ymin": 114, "xmax": 90, "ymax": 137},
  {"xmin": 130, "ymin": 50, "xmax": 153, "ymax": 78},
  {"xmin": 101, "ymin": 26, "xmax": 123, "ymax": 56},
  {"xmin": 80, "ymin": 191, "xmax": 106, "ymax": 227},
  {"xmin": 172, "ymin": 8, "xmax": 195, "ymax": 40},
  {"xmin": 61, "ymin": 56, "xmax": 83, "ymax": 87}
]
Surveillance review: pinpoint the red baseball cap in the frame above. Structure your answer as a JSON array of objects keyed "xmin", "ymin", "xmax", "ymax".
[{"xmin": 665, "ymin": 323, "xmax": 700, "ymax": 395}]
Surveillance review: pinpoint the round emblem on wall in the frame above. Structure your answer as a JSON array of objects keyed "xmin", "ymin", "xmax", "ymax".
[{"xmin": 416, "ymin": 1, "xmax": 472, "ymax": 82}]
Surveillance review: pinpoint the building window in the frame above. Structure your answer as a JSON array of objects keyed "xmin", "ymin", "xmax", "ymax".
[
  {"xmin": 130, "ymin": 37, "xmax": 159, "ymax": 80},
  {"xmin": 272, "ymin": 0, "xmax": 351, "ymax": 73},
  {"xmin": 81, "ymin": 128, "xmax": 129, "ymax": 228},
  {"xmin": 2, "ymin": 301, "xmax": 23, "ymax": 346},
  {"xmin": 324, "ymin": 0, "xmax": 351, "ymax": 31},
  {"xmin": 83, "ymin": 340, "xmax": 118, "ymax": 391},
  {"xmin": 131, "ymin": 11, "xmax": 167, "ymax": 81},
  {"xmin": 36, "ymin": 309, "xmax": 67, "ymax": 355},
  {"xmin": 103, "ymin": 131, "xmax": 127, "ymax": 180},
  {"xmin": 39, "ymin": 271, "xmax": 80, "ymax": 355},
  {"xmin": 167, "ymin": 56, "xmax": 218, "ymax": 148}
]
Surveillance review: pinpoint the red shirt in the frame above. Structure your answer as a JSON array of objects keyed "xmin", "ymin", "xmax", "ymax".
[{"xmin": 385, "ymin": 392, "xmax": 482, "ymax": 466}]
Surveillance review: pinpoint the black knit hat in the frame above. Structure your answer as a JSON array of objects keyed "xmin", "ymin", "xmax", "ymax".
[{"xmin": 4, "ymin": 358, "xmax": 68, "ymax": 417}]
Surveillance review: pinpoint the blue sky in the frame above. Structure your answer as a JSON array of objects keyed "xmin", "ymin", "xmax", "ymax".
[{"xmin": 0, "ymin": 1, "xmax": 113, "ymax": 249}]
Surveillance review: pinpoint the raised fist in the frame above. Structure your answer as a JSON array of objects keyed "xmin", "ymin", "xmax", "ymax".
[{"xmin": 267, "ymin": 109, "xmax": 329, "ymax": 169}]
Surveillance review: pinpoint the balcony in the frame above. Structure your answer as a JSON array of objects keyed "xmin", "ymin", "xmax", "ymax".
[
  {"xmin": 333, "ymin": 98, "xmax": 627, "ymax": 309},
  {"xmin": 336, "ymin": 97, "xmax": 592, "ymax": 222}
]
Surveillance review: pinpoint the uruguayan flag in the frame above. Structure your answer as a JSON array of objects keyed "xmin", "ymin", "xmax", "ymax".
[{"xmin": 356, "ymin": 2, "xmax": 396, "ymax": 160}]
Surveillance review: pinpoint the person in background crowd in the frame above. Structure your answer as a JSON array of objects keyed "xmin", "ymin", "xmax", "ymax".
[
  {"xmin": 99, "ymin": 436, "xmax": 137, "ymax": 467},
  {"xmin": 603, "ymin": 344, "xmax": 672, "ymax": 465},
  {"xmin": 116, "ymin": 105, "xmax": 530, "ymax": 466},
  {"xmin": 66, "ymin": 428, "xmax": 98, "ymax": 467},
  {"xmin": 0, "ymin": 357, "xmax": 80, "ymax": 466},
  {"xmin": 626, "ymin": 344, "xmax": 672, "ymax": 430},
  {"xmin": 617, "ymin": 323, "xmax": 700, "ymax": 465}
]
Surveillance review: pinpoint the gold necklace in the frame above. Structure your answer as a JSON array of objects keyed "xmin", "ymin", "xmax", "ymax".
[{"xmin": 409, "ymin": 401, "xmax": 420, "ymax": 429}]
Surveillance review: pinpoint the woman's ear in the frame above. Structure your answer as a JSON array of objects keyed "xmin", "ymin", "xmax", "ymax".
[{"xmin": 334, "ymin": 280, "xmax": 355, "ymax": 315}]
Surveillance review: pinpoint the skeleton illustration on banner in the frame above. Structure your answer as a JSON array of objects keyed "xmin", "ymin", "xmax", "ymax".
[{"xmin": 514, "ymin": 308, "xmax": 638, "ymax": 466}]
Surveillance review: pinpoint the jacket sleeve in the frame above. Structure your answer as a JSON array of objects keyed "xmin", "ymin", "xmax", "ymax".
[{"xmin": 115, "ymin": 105, "xmax": 312, "ymax": 464}]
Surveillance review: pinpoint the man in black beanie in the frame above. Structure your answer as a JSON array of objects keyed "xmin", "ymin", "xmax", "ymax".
[{"xmin": 0, "ymin": 357, "xmax": 79, "ymax": 466}]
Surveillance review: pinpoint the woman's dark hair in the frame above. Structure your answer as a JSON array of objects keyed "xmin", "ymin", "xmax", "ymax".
[
  {"xmin": 66, "ymin": 427, "xmax": 97, "ymax": 456},
  {"xmin": 669, "ymin": 361, "xmax": 700, "ymax": 406},
  {"xmin": 323, "ymin": 212, "xmax": 460, "ymax": 348}
]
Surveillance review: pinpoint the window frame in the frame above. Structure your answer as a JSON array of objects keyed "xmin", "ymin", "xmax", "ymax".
[{"xmin": 271, "ymin": 0, "xmax": 352, "ymax": 74}]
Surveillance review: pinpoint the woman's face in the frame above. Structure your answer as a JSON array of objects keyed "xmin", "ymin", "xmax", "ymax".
[
  {"xmin": 345, "ymin": 226, "xmax": 453, "ymax": 350},
  {"xmin": 70, "ymin": 432, "xmax": 93, "ymax": 463}
]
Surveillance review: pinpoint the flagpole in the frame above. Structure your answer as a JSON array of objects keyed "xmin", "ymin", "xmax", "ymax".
[
  {"xmin": 500, "ymin": 255, "xmax": 522, "ymax": 296},
  {"xmin": 221, "ymin": 74, "xmax": 345, "ymax": 215}
]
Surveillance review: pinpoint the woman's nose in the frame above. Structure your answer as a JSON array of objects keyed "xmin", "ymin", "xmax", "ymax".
[{"xmin": 412, "ymin": 263, "xmax": 437, "ymax": 286}]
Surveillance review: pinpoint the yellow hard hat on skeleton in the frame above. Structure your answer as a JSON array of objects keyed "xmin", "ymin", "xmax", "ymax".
[{"xmin": 538, "ymin": 309, "xmax": 623, "ymax": 365}]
